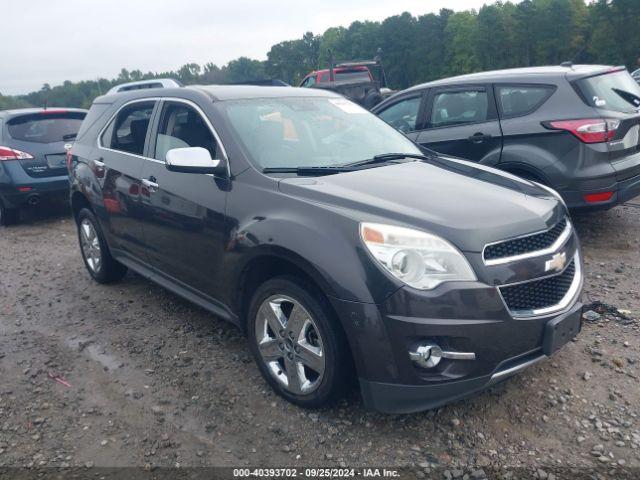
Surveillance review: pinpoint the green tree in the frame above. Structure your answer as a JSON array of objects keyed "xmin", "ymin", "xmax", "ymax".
[
  {"xmin": 4, "ymin": 0, "xmax": 640, "ymax": 110},
  {"xmin": 226, "ymin": 57, "xmax": 266, "ymax": 83},
  {"xmin": 444, "ymin": 11, "xmax": 480, "ymax": 76}
]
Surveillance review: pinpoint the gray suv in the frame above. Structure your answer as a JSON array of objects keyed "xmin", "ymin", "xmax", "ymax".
[
  {"xmin": 373, "ymin": 65, "xmax": 640, "ymax": 210},
  {"xmin": 69, "ymin": 86, "xmax": 583, "ymax": 413}
]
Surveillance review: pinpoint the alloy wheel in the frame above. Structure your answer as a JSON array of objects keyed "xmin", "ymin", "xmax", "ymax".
[
  {"xmin": 80, "ymin": 218, "xmax": 102, "ymax": 273},
  {"xmin": 255, "ymin": 295, "xmax": 325, "ymax": 395}
]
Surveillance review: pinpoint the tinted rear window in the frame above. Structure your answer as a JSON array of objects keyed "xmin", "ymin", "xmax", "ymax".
[
  {"xmin": 577, "ymin": 70, "xmax": 640, "ymax": 114},
  {"xmin": 7, "ymin": 111, "xmax": 86, "ymax": 143},
  {"xmin": 497, "ymin": 85, "xmax": 554, "ymax": 118}
]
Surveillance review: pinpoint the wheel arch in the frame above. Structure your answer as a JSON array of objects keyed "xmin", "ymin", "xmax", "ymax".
[
  {"xmin": 233, "ymin": 247, "xmax": 339, "ymax": 334},
  {"xmin": 499, "ymin": 161, "xmax": 550, "ymax": 185},
  {"xmin": 70, "ymin": 190, "xmax": 93, "ymax": 221}
]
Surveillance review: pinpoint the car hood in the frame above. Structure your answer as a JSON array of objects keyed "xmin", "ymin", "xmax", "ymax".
[{"xmin": 278, "ymin": 159, "xmax": 564, "ymax": 253}]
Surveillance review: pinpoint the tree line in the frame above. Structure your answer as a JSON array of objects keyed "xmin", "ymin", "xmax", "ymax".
[{"xmin": 1, "ymin": 0, "xmax": 639, "ymax": 110}]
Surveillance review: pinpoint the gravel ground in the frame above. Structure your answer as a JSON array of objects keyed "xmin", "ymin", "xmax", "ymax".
[{"xmin": 0, "ymin": 199, "xmax": 639, "ymax": 479}]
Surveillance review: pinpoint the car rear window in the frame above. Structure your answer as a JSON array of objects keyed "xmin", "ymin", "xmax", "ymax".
[
  {"xmin": 497, "ymin": 85, "xmax": 555, "ymax": 118},
  {"xmin": 577, "ymin": 70, "xmax": 640, "ymax": 114},
  {"xmin": 7, "ymin": 111, "xmax": 86, "ymax": 143}
]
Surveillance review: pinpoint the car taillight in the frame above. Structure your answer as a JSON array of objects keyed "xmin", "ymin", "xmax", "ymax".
[
  {"xmin": 544, "ymin": 119, "xmax": 620, "ymax": 143},
  {"xmin": 0, "ymin": 146, "xmax": 34, "ymax": 161}
]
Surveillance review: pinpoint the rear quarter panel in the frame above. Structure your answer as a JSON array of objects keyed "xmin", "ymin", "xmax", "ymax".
[{"xmin": 497, "ymin": 79, "xmax": 614, "ymax": 190}]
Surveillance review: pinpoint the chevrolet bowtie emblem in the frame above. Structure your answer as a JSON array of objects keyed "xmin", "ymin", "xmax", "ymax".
[{"xmin": 545, "ymin": 251, "xmax": 567, "ymax": 272}]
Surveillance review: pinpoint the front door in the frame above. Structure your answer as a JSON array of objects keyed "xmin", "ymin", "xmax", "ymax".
[
  {"xmin": 96, "ymin": 100, "xmax": 157, "ymax": 262},
  {"xmin": 140, "ymin": 99, "xmax": 230, "ymax": 298},
  {"xmin": 416, "ymin": 86, "xmax": 502, "ymax": 165}
]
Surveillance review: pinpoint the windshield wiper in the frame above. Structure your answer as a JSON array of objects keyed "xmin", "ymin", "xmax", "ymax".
[
  {"xmin": 262, "ymin": 152, "xmax": 437, "ymax": 176},
  {"xmin": 345, "ymin": 152, "xmax": 435, "ymax": 168},
  {"xmin": 262, "ymin": 166, "xmax": 358, "ymax": 176},
  {"xmin": 612, "ymin": 88, "xmax": 640, "ymax": 108}
]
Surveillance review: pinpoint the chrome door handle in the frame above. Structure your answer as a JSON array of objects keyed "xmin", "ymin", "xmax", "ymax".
[{"xmin": 142, "ymin": 178, "xmax": 159, "ymax": 192}]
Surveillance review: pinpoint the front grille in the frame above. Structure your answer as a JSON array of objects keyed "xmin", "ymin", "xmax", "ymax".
[
  {"xmin": 484, "ymin": 218, "xmax": 567, "ymax": 261},
  {"xmin": 499, "ymin": 260, "xmax": 576, "ymax": 313}
]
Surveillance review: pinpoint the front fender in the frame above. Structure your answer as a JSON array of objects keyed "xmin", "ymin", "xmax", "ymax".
[
  {"xmin": 227, "ymin": 211, "xmax": 399, "ymax": 304},
  {"xmin": 225, "ymin": 179, "xmax": 400, "ymax": 306}
]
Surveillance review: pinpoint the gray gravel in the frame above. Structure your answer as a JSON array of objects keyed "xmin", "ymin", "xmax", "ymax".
[{"xmin": 0, "ymin": 200, "xmax": 639, "ymax": 478}]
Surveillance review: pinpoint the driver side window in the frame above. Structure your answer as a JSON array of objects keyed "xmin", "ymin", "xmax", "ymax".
[
  {"xmin": 153, "ymin": 102, "xmax": 218, "ymax": 161},
  {"xmin": 377, "ymin": 96, "xmax": 422, "ymax": 133}
]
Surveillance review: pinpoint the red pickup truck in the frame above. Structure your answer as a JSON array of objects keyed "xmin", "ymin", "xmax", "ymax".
[{"xmin": 299, "ymin": 66, "xmax": 373, "ymax": 87}]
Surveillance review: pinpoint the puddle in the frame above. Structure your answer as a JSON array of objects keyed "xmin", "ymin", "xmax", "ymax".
[{"xmin": 65, "ymin": 337, "xmax": 122, "ymax": 371}]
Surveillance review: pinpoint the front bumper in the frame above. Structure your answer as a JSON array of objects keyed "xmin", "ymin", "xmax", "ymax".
[
  {"xmin": 332, "ymin": 294, "xmax": 583, "ymax": 414},
  {"xmin": 359, "ymin": 302, "xmax": 582, "ymax": 414},
  {"xmin": 330, "ymin": 236, "xmax": 583, "ymax": 414}
]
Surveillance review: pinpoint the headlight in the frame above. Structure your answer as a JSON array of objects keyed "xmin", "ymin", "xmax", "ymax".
[{"xmin": 360, "ymin": 223, "xmax": 476, "ymax": 290}]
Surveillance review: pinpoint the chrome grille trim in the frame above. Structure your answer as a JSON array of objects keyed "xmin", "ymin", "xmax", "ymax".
[
  {"xmin": 497, "ymin": 251, "xmax": 582, "ymax": 318},
  {"xmin": 483, "ymin": 218, "xmax": 572, "ymax": 266}
]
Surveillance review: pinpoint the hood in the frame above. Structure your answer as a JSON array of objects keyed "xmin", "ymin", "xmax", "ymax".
[{"xmin": 278, "ymin": 159, "xmax": 564, "ymax": 253}]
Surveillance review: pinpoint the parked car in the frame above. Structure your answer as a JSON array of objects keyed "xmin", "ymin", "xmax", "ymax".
[
  {"xmin": 0, "ymin": 107, "xmax": 87, "ymax": 225},
  {"xmin": 300, "ymin": 50, "xmax": 392, "ymax": 109},
  {"xmin": 69, "ymin": 85, "xmax": 583, "ymax": 413},
  {"xmin": 300, "ymin": 65, "xmax": 373, "ymax": 87},
  {"xmin": 372, "ymin": 64, "xmax": 640, "ymax": 210}
]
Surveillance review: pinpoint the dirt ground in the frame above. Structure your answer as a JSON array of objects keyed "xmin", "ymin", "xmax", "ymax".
[{"xmin": 0, "ymin": 198, "xmax": 639, "ymax": 479}]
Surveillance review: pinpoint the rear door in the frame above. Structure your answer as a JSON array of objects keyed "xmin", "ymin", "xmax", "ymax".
[
  {"xmin": 96, "ymin": 100, "xmax": 158, "ymax": 262},
  {"xmin": 5, "ymin": 110, "xmax": 86, "ymax": 178},
  {"xmin": 416, "ymin": 85, "xmax": 502, "ymax": 165},
  {"xmin": 140, "ymin": 99, "xmax": 230, "ymax": 299}
]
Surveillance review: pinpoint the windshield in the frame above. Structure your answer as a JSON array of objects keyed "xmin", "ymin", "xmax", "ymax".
[
  {"xmin": 578, "ymin": 70, "xmax": 640, "ymax": 114},
  {"xmin": 222, "ymin": 96, "xmax": 421, "ymax": 170}
]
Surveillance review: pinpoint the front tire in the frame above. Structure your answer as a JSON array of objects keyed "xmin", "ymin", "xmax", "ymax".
[
  {"xmin": 76, "ymin": 208, "xmax": 127, "ymax": 283},
  {"xmin": 247, "ymin": 276, "xmax": 351, "ymax": 409}
]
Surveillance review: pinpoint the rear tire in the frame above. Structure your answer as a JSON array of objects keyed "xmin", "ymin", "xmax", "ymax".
[
  {"xmin": 76, "ymin": 208, "xmax": 127, "ymax": 283},
  {"xmin": 0, "ymin": 199, "xmax": 20, "ymax": 226},
  {"xmin": 247, "ymin": 276, "xmax": 351, "ymax": 409}
]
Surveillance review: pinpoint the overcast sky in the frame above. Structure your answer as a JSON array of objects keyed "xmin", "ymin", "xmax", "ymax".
[{"xmin": 2, "ymin": 0, "xmax": 494, "ymax": 96}]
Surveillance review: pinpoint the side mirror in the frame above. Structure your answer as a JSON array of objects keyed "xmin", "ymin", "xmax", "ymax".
[{"xmin": 165, "ymin": 147, "xmax": 224, "ymax": 175}]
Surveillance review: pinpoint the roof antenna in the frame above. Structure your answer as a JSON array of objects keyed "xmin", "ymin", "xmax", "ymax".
[
  {"xmin": 43, "ymin": 99, "xmax": 47, "ymax": 110},
  {"xmin": 560, "ymin": 61, "xmax": 573, "ymax": 68}
]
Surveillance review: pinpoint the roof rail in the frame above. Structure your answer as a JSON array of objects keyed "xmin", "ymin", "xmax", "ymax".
[{"xmin": 106, "ymin": 78, "xmax": 182, "ymax": 95}]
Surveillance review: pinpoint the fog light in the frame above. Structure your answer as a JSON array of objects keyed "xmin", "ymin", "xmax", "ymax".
[{"xmin": 409, "ymin": 343, "xmax": 476, "ymax": 369}]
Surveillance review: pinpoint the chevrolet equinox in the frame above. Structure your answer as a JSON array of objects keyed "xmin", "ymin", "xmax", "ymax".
[{"xmin": 68, "ymin": 86, "xmax": 583, "ymax": 413}]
